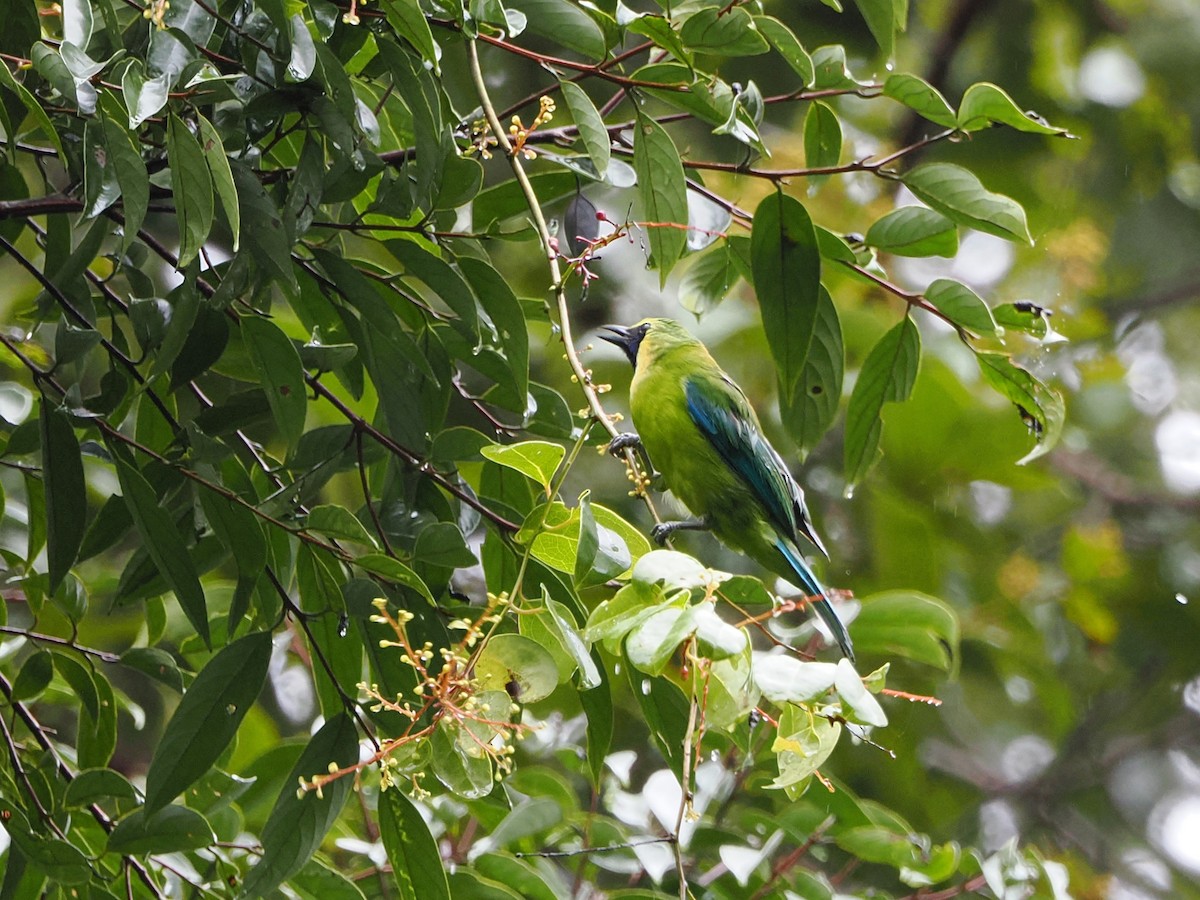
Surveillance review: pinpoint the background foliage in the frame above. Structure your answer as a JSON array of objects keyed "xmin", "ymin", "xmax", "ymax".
[{"xmin": 1, "ymin": 0, "xmax": 1198, "ymax": 897}]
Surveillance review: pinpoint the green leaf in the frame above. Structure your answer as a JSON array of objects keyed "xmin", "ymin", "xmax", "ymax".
[
  {"xmin": 379, "ymin": 788, "xmax": 450, "ymax": 900},
  {"xmin": 78, "ymin": 671, "xmax": 117, "ymax": 768},
  {"xmin": 679, "ymin": 241, "xmax": 740, "ymax": 317},
  {"xmin": 143, "ymin": 631, "xmax": 272, "ymax": 813},
  {"xmin": 239, "ymin": 713, "xmax": 360, "ymax": 898},
  {"xmin": 844, "ymin": 317, "xmax": 921, "ymax": 488},
  {"xmin": 0, "ymin": 800, "xmax": 91, "ymax": 884},
  {"xmin": 770, "ymin": 703, "xmax": 841, "ymax": 798},
  {"xmin": 386, "ymin": 239, "xmax": 479, "ymax": 342},
  {"xmin": 633, "ymin": 113, "xmax": 688, "ymax": 286},
  {"xmin": 64, "ymin": 768, "xmax": 138, "ymax": 807},
  {"xmin": 307, "ymin": 504, "xmax": 378, "ymax": 548},
  {"xmin": 12, "ymin": 649, "xmax": 53, "ymax": 701},
  {"xmin": 629, "ymin": 667, "xmax": 690, "ymax": 777},
  {"xmin": 120, "ymin": 646, "xmax": 184, "ymax": 691},
  {"xmin": 476, "ymin": 633, "xmax": 559, "ymax": 703},
  {"xmin": 380, "ymin": 0, "xmax": 440, "ymax": 69},
  {"xmin": 414, "ymin": 522, "xmax": 476, "ymax": 568},
  {"xmin": 113, "ymin": 456, "xmax": 210, "ymax": 645},
  {"xmin": 167, "ymin": 114, "xmax": 214, "ymax": 267},
  {"xmin": 0, "ymin": 61, "xmax": 66, "ymax": 161},
  {"xmin": 975, "ymin": 352, "xmax": 1065, "ymax": 464},
  {"xmin": 883, "ymin": 73, "xmax": 956, "ymax": 127},
  {"xmin": 993, "ymin": 301, "xmax": 1052, "ymax": 338},
  {"xmin": 431, "ymin": 718, "xmax": 494, "ymax": 799},
  {"xmin": 480, "ymin": 441, "xmax": 565, "ymax": 493},
  {"xmin": 958, "ymin": 82, "xmax": 1069, "ymax": 135},
  {"xmin": 458, "ymin": 256, "xmax": 529, "ymax": 404},
  {"xmin": 107, "ymin": 805, "xmax": 215, "ymax": 854},
  {"xmin": 680, "ymin": 7, "xmax": 769, "ymax": 56},
  {"xmin": 852, "ymin": 0, "xmax": 899, "ymax": 55},
  {"xmin": 903, "ymin": 163, "xmax": 1032, "ymax": 244},
  {"xmin": 52, "ymin": 650, "xmax": 99, "ymax": 719},
  {"xmin": 40, "ymin": 402, "xmax": 85, "ymax": 595},
  {"xmin": 99, "ymin": 96, "xmax": 149, "ymax": 251},
  {"xmin": 232, "ymin": 163, "xmax": 298, "ymax": 291},
  {"xmin": 198, "ymin": 486, "xmax": 267, "ymax": 628},
  {"xmin": 925, "ymin": 278, "xmax": 998, "ymax": 336},
  {"xmin": 82, "ymin": 120, "xmax": 120, "ymax": 218},
  {"xmin": 558, "ymin": 80, "xmax": 610, "ymax": 177},
  {"xmin": 865, "ymin": 207, "xmax": 958, "ymax": 257},
  {"xmin": 241, "ymin": 316, "xmax": 307, "ymax": 455},
  {"xmin": 804, "ymin": 101, "xmax": 842, "ymax": 173},
  {"xmin": 197, "ymin": 113, "xmax": 240, "ymax": 251},
  {"xmin": 751, "ymin": 192, "xmax": 822, "ymax": 402},
  {"xmin": 503, "ymin": 0, "xmax": 607, "ymax": 59},
  {"xmin": 754, "ymin": 16, "xmax": 814, "ymax": 85},
  {"xmin": 355, "ymin": 554, "xmax": 436, "ymax": 604},
  {"xmin": 289, "ymin": 859, "xmax": 369, "ymax": 900},
  {"xmin": 780, "ymin": 285, "xmax": 843, "ymax": 453},
  {"xmin": 852, "ymin": 590, "xmax": 959, "ymax": 672}
]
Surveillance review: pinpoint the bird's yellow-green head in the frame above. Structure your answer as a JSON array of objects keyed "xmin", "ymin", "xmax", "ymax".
[{"xmin": 599, "ymin": 318, "xmax": 699, "ymax": 368}]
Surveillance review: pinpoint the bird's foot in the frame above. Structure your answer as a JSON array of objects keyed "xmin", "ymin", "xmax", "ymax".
[
  {"xmin": 650, "ymin": 517, "xmax": 709, "ymax": 546},
  {"xmin": 607, "ymin": 432, "xmax": 642, "ymax": 457}
]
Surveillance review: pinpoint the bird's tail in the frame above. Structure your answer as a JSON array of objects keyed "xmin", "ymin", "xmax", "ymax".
[{"xmin": 775, "ymin": 540, "xmax": 855, "ymax": 662}]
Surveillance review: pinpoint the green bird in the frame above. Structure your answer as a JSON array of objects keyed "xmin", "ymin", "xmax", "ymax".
[{"xmin": 600, "ymin": 318, "xmax": 854, "ymax": 661}]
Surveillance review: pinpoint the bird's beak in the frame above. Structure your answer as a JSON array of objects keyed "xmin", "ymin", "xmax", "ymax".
[{"xmin": 598, "ymin": 324, "xmax": 642, "ymax": 367}]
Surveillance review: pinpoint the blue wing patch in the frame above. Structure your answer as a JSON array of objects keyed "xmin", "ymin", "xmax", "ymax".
[{"xmin": 684, "ymin": 377, "xmax": 798, "ymax": 542}]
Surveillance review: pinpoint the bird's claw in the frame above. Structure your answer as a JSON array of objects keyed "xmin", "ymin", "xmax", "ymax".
[
  {"xmin": 607, "ymin": 432, "xmax": 642, "ymax": 457},
  {"xmin": 650, "ymin": 523, "xmax": 674, "ymax": 546}
]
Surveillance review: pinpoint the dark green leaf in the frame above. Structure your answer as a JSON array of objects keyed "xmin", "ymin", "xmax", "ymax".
[
  {"xmin": 804, "ymin": 101, "xmax": 842, "ymax": 174},
  {"xmin": 379, "ymin": 788, "xmax": 450, "ymax": 900},
  {"xmin": 385, "ymin": 239, "xmax": 479, "ymax": 341},
  {"xmin": 633, "ymin": 113, "xmax": 688, "ymax": 286},
  {"xmin": 232, "ymin": 163, "xmax": 298, "ymax": 291},
  {"xmin": 680, "ymin": 7, "xmax": 769, "ymax": 56},
  {"xmin": 414, "ymin": 522, "xmax": 476, "ymax": 568},
  {"xmin": 121, "ymin": 59, "xmax": 169, "ymax": 127},
  {"xmin": 112, "ymin": 456, "xmax": 210, "ymax": 645},
  {"xmin": 307, "ymin": 504, "xmax": 377, "ymax": 548},
  {"xmin": 751, "ymin": 192, "xmax": 822, "ymax": 402},
  {"xmin": 197, "ymin": 113, "xmax": 240, "ymax": 251},
  {"xmin": 143, "ymin": 631, "xmax": 272, "ymax": 813},
  {"xmin": 0, "ymin": 61, "xmax": 66, "ymax": 161},
  {"xmin": 780, "ymin": 285, "xmax": 843, "ymax": 453},
  {"xmin": 98, "ymin": 93, "xmax": 148, "ymax": 250},
  {"xmin": 12, "ymin": 649, "xmax": 53, "ymax": 701},
  {"xmin": 40, "ymin": 401, "xmax": 85, "ymax": 595},
  {"xmin": 52, "ymin": 651, "xmax": 99, "ymax": 719},
  {"xmin": 844, "ymin": 316, "xmax": 921, "ymax": 488},
  {"xmin": 64, "ymin": 768, "xmax": 138, "ymax": 807},
  {"xmin": 503, "ymin": 0, "xmax": 607, "ymax": 58},
  {"xmin": 167, "ymin": 114, "xmax": 214, "ymax": 267},
  {"xmin": 239, "ymin": 714, "xmax": 361, "ymax": 897},
  {"xmin": 380, "ymin": 0, "xmax": 439, "ymax": 68},
  {"xmin": 107, "ymin": 805, "xmax": 215, "ymax": 854},
  {"xmin": 289, "ymin": 859, "xmax": 369, "ymax": 900},
  {"xmin": 198, "ymin": 486, "xmax": 267, "ymax": 628},
  {"xmin": 559, "ymin": 80, "xmax": 610, "ymax": 177},
  {"xmin": 241, "ymin": 316, "xmax": 307, "ymax": 455},
  {"xmin": 120, "ymin": 646, "xmax": 184, "ymax": 691}
]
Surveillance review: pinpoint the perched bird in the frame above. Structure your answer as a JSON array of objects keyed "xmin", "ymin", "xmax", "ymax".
[{"xmin": 600, "ymin": 318, "xmax": 854, "ymax": 661}]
